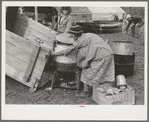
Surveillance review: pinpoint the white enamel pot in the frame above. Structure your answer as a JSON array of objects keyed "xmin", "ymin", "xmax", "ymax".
[{"xmin": 54, "ymin": 42, "xmax": 77, "ymax": 64}]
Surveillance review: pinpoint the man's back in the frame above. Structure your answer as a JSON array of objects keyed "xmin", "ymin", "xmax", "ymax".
[{"xmin": 131, "ymin": 16, "xmax": 142, "ymax": 25}]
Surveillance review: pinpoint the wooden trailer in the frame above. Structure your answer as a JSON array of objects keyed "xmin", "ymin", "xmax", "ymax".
[{"xmin": 6, "ymin": 7, "xmax": 57, "ymax": 92}]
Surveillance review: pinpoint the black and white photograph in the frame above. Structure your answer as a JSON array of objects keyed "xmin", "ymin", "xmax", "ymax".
[{"xmin": 1, "ymin": 1, "xmax": 148, "ymax": 120}]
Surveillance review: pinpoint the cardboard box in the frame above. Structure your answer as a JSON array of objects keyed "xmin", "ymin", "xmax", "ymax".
[{"xmin": 92, "ymin": 83, "xmax": 135, "ymax": 105}]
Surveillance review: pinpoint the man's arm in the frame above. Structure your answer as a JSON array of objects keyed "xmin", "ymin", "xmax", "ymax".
[
  {"xmin": 52, "ymin": 45, "xmax": 75, "ymax": 56},
  {"xmin": 52, "ymin": 39, "xmax": 83, "ymax": 56},
  {"xmin": 125, "ymin": 20, "xmax": 132, "ymax": 32}
]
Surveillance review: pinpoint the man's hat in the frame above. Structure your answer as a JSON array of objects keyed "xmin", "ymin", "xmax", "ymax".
[
  {"xmin": 126, "ymin": 14, "xmax": 132, "ymax": 20},
  {"xmin": 68, "ymin": 24, "xmax": 83, "ymax": 34}
]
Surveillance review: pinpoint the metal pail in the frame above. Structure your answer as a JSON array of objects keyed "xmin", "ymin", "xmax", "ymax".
[{"xmin": 112, "ymin": 41, "xmax": 134, "ymax": 55}]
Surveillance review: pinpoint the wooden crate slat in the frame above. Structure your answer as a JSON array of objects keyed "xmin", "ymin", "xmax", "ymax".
[
  {"xmin": 6, "ymin": 51, "xmax": 50, "ymax": 84},
  {"xmin": 6, "ymin": 42, "xmax": 51, "ymax": 70},
  {"xmin": 6, "ymin": 63, "xmax": 33, "ymax": 87},
  {"xmin": 23, "ymin": 45, "xmax": 40, "ymax": 81},
  {"xmin": 6, "ymin": 42, "xmax": 32, "ymax": 63},
  {"xmin": 15, "ymin": 14, "xmax": 57, "ymax": 37},
  {"xmin": 6, "ymin": 53, "xmax": 28, "ymax": 72},
  {"xmin": 6, "ymin": 64, "xmax": 44, "ymax": 88},
  {"xmin": 31, "ymin": 67, "xmax": 43, "ymax": 80},
  {"xmin": 33, "ymin": 48, "xmax": 49, "ymax": 70},
  {"xmin": 12, "ymin": 21, "xmax": 54, "ymax": 48},
  {"xmin": 6, "ymin": 30, "xmax": 37, "ymax": 53}
]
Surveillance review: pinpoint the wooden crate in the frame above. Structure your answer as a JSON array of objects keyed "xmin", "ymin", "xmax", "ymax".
[
  {"xmin": 10, "ymin": 13, "xmax": 56, "ymax": 49},
  {"xmin": 92, "ymin": 84, "xmax": 135, "ymax": 105},
  {"xmin": 6, "ymin": 12, "xmax": 57, "ymax": 92},
  {"xmin": 6, "ymin": 30, "xmax": 53, "ymax": 92}
]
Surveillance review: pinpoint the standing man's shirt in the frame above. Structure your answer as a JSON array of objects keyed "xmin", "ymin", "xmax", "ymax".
[{"xmin": 125, "ymin": 16, "xmax": 142, "ymax": 31}]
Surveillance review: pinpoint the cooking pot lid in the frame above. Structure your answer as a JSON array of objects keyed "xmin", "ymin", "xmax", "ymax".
[{"xmin": 55, "ymin": 33, "xmax": 75, "ymax": 44}]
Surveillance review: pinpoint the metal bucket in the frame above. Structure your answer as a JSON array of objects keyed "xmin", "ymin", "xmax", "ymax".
[
  {"xmin": 112, "ymin": 41, "xmax": 134, "ymax": 55},
  {"xmin": 54, "ymin": 41, "xmax": 77, "ymax": 72},
  {"xmin": 115, "ymin": 63, "xmax": 135, "ymax": 77}
]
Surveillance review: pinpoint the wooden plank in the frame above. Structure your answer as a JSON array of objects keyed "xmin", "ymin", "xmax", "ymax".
[
  {"xmin": 6, "ymin": 30, "xmax": 38, "ymax": 53},
  {"xmin": 6, "ymin": 63, "xmax": 34, "ymax": 87},
  {"xmin": 6, "ymin": 53, "xmax": 28, "ymax": 72},
  {"xmin": 6, "ymin": 42, "xmax": 32, "ymax": 63},
  {"xmin": 6, "ymin": 42, "xmax": 51, "ymax": 70},
  {"xmin": 6, "ymin": 54, "xmax": 48, "ymax": 81},
  {"xmin": 31, "ymin": 67, "xmax": 43, "ymax": 80},
  {"xmin": 23, "ymin": 45, "xmax": 40, "ymax": 81},
  {"xmin": 6, "ymin": 63, "xmax": 47, "ymax": 87},
  {"xmin": 14, "ymin": 14, "xmax": 57, "ymax": 37},
  {"xmin": 6, "ymin": 59, "xmax": 50, "ymax": 89},
  {"xmin": 12, "ymin": 21, "xmax": 54, "ymax": 48},
  {"xmin": 31, "ymin": 62, "xmax": 46, "ymax": 81},
  {"xmin": 33, "ymin": 48, "xmax": 49, "ymax": 70}
]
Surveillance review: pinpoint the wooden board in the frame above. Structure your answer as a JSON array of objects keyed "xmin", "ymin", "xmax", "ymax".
[
  {"xmin": 6, "ymin": 30, "xmax": 51, "ymax": 90},
  {"xmin": 6, "ymin": 30, "xmax": 42, "ymax": 84},
  {"xmin": 14, "ymin": 14, "xmax": 56, "ymax": 37},
  {"xmin": 6, "ymin": 51, "xmax": 44, "ymax": 81},
  {"xmin": 6, "ymin": 53, "xmax": 28, "ymax": 72},
  {"xmin": 11, "ymin": 14, "xmax": 56, "ymax": 50},
  {"xmin": 6, "ymin": 41, "xmax": 50, "ymax": 70},
  {"xmin": 6, "ymin": 63, "xmax": 46, "ymax": 89},
  {"xmin": 6, "ymin": 13, "xmax": 57, "ymax": 91},
  {"xmin": 13, "ymin": 22, "xmax": 54, "ymax": 47},
  {"xmin": 6, "ymin": 42, "xmax": 32, "ymax": 63},
  {"xmin": 6, "ymin": 64, "xmax": 34, "ymax": 88},
  {"xmin": 23, "ymin": 45, "xmax": 40, "ymax": 81},
  {"xmin": 6, "ymin": 30, "xmax": 38, "ymax": 53},
  {"xmin": 32, "ymin": 48, "xmax": 49, "ymax": 70}
]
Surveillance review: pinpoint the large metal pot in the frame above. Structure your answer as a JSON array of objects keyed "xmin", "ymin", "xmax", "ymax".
[
  {"xmin": 54, "ymin": 41, "xmax": 77, "ymax": 72},
  {"xmin": 55, "ymin": 42, "xmax": 77, "ymax": 64}
]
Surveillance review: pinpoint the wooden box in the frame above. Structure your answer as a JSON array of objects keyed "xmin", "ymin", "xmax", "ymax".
[
  {"xmin": 6, "ymin": 30, "xmax": 54, "ymax": 92},
  {"xmin": 6, "ymin": 10, "xmax": 57, "ymax": 92},
  {"xmin": 92, "ymin": 84, "xmax": 135, "ymax": 105}
]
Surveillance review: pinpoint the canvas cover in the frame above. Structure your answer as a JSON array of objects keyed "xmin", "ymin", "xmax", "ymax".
[
  {"xmin": 88, "ymin": 7, "xmax": 125, "ymax": 21},
  {"xmin": 55, "ymin": 7, "xmax": 125, "ymax": 21}
]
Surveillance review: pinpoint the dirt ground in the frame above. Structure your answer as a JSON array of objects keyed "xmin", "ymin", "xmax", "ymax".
[{"xmin": 5, "ymin": 30, "xmax": 145, "ymax": 105}]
